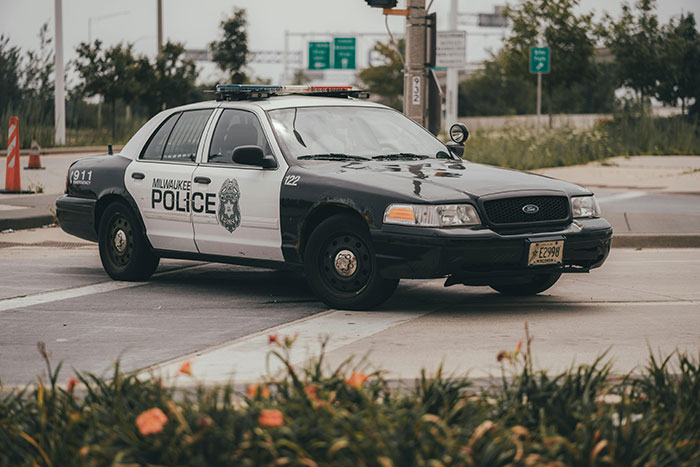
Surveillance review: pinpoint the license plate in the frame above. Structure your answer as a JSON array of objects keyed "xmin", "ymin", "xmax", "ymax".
[{"xmin": 527, "ymin": 240, "xmax": 564, "ymax": 266}]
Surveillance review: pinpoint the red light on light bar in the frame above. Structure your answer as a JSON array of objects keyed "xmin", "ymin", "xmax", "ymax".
[{"xmin": 308, "ymin": 86, "xmax": 353, "ymax": 91}]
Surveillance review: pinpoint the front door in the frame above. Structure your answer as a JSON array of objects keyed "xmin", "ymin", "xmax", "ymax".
[{"xmin": 191, "ymin": 108, "xmax": 285, "ymax": 261}]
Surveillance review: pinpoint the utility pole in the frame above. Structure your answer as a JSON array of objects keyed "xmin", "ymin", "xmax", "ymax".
[
  {"xmin": 54, "ymin": 0, "xmax": 65, "ymax": 145},
  {"xmin": 403, "ymin": 0, "xmax": 427, "ymax": 127},
  {"xmin": 445, "ymin": 0, "xmax": 458, "ymax": 128},
  {"xmin": 157, "ymin": 0, "xmax": 163, "ymax": 54}
]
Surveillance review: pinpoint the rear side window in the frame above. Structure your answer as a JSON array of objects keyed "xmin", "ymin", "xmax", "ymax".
[
  {"xmin": 141, "ymin": 109, "xmax": 213, "ymax": 161},
  {"xmin": 141, "ymin": 113, "xmax": 179, "ymax": 160}
]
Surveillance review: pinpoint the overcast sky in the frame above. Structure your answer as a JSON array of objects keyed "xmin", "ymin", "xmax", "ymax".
[{"xmin": 2, "ymin": 0, "xmax": 699, "ymax": 85}]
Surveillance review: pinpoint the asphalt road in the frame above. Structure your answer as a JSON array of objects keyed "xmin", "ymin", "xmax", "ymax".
[{"xmin": 1, "ymin": 228, "xmax": 698, "ymax": 387}]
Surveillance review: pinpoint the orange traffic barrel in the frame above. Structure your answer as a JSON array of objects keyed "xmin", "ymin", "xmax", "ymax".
[{"xmin": 5, "ymin": 116, "xmax": 21, "ymax": 191}]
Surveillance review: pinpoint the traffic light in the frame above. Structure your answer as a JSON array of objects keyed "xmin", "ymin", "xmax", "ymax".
[{"xmin": 364, "ymin": 0, "xmax": 397, "ymax": 7}]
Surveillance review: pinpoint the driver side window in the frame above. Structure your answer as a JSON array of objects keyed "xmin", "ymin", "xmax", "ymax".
[{"xmin": 208, "ymin": 109, "xmax": 272, "ymax": 165}]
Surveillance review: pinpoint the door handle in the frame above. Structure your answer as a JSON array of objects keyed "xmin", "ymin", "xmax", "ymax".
[
  {"xmin": 131, "ymin": 172, "xmax": 145, "ymax": 180},
  {"xmin": 194, "ymin": 176, "xmax": 211, "ymax": 184}
]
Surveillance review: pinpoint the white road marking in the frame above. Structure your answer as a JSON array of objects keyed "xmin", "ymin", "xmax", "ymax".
[
  {"xmin": 597, "ymin": 191, "xmax": 646, "ymax": 203},
  {"xmin": 0, "ymin": 281, "xmax": 145, "ymax": 312},
  {"xmin": 0, "ymin": 264, "xmax": 207, "ymax": 313},
  {"xmin": 146, "ymin": 309, "xmax": 431, "ymax": 385}
]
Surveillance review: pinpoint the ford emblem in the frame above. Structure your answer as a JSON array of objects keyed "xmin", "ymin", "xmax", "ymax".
[{"xmin": 522, "ymin": 204, "xmax": 540, "ymax": 214}]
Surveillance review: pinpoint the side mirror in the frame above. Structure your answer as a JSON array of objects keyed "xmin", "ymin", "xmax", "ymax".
[
  {"xmin": 446, "ymin": 142, "xmax": 464, "ymax": 158},
  {"xmin": 449, "ymin": 123, "xmax": 470, "ymax": 145},
  {"xmin": 232, "ymin": 145, "xmax": 277, "ymax": 169}
]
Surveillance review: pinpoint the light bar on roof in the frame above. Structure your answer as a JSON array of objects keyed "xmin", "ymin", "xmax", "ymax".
[{"xmin": 214, "ymin": 84, "xmax": 368, "ymax": 101}]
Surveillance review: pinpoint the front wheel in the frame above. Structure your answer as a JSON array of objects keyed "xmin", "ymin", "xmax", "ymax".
[
  {"xmin": 489, "ymin": 272, "xmax": 562, "ymax": 296},
  {"xmin": 98, "ymin": 201, "xmax": 159, "ymax": 281},
  {"xmin": 304, "ymin": 215, "xmax": 398, "ymax": 310}
]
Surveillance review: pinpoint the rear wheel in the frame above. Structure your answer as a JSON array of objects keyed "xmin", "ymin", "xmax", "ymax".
[
  {"xmin": 98, "ymin": 201, "xmax": 159, "ymax": 281},
  {"xmin": 489, "ymin": 272, "xmax": 561, "ymax": 296},
  {"xmin": 304, "ymin": 215, "xmax": 398, "ymax": 310}
]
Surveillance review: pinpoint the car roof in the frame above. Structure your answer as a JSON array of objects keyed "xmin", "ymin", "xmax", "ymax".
[{"xmin": 169, "ymin": 95, "xmax": 387, "ymax": 113}]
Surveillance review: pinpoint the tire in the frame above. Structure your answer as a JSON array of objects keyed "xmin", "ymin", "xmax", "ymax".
[
  {"xmin": 98, "ymin": 201, "xmax": 159, "ymax": 281},
  {"xmin": 304, "ymin": 215, "xmax": 399, "ymax": 310},
  {"xmin": 489, "ymin": 272, "xmax": 562, "ymax": 296}
]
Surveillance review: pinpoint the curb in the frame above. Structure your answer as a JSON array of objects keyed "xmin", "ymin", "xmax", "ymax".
[
  {"xmin": 0, "ymin": 215, "xmax": 56, "ymax": 232},
  {"xmin": 612, "ymin": 233, "xmax": 700, "ymax": 249}
]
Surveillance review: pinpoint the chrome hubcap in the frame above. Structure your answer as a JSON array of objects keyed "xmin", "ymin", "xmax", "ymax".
[
  {"xmin": 114, "ymin": 229, "xmax": 127, "ymax": 253},
  {"xmin": 334, "ymin": 249, "xmax": 357, "ymax": 277}
]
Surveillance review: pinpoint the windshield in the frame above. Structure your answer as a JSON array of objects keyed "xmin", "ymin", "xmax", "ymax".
[{"xmin": 267, "ymin": 106, "xmax": 451, "ymax": 162}]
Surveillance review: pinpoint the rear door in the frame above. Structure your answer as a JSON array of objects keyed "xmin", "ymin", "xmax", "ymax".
[
  {"xmin": 190, "ymin": 107, "xmax": 286, "ymax": 261},
  {"xmin": 125, "ymin": 108, "xmax": 215, "ymax": 252}
]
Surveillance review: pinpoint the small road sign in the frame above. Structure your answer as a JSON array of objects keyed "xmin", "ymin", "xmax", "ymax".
[
  {"xmin": 436, "ymin": 31, "xmax": 466, "ymax": 68},
  {"xmin": 530, "ymin": 46, "xmax": 550, "ymax": 73},
  {"xmin": 308, "ymin": 42, "xmax": 331, "ymax": 70},
  {"xmin": 333, "ymin": 37, "xmax": 356, "ymax": 70}
]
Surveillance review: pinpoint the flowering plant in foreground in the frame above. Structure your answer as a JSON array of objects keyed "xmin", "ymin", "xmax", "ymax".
[{"xmin": 0, "ymin": 331, "xmax": 698, "ymax": 466}]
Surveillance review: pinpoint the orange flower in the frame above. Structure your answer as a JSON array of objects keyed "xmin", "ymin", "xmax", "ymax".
[
  {"xmin": 268, "ymin": 333, "xmax": 279, "ymax": 345},
  {"xmin": 284, "ymin": 333, "xmax": 299, "ymax": 347},
  {"xmin": 345, "ymin": 372, "xmax": 369, "ymax": 389},
  {"xmin": 515, "ymin": 340, "xmax": 522, "ymax": 354},
  {"xmin": 67, "ymin": 377, "xmax": 79, "ymax": 392},
  {"xmin": 246, "ymin": 383, "xmax": 270, "ymax": 399},
  {"xmin": 304, "ymin": 384, "xmax": 319, "ymax": 400},
  {"xmin": 136, "ymin": 408, "xmax": 168, "ymax": 435},
  {"xmin": 178, "ymin": 361, "xmax": 192, "ymax": 376},
  {"xmin": 258, "ymin": 409, "xmax": 284, "ymax": 427},
  {"xmin": 496, "ymin": 350, "xmax": 508, "ymax": 362}
]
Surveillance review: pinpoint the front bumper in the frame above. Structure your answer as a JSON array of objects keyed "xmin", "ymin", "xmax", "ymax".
[
  {"xmin": 371, "ymin": 218, "xmax": 612, "ymax": 282},
  {"xmin": 55, "ymin": 195, "xmax": 98, "ymax": 242}
]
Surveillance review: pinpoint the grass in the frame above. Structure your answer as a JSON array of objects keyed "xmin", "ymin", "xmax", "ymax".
[
  {"xmin": 463, "ymin": 115, "xmax": 700, "ymax": 170},
  {"xmin": 1, "ymin": 330, "xmax": 699, "ymax": 466}
]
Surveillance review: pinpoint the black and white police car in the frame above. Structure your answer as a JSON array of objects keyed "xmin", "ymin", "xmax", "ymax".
[{"xmin": 56, "ymin": 84, "xmax": 612, "ymax": 310}]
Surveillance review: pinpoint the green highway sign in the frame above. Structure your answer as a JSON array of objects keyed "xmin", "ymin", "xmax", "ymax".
[
  {"xmin": 530, "ymin": 47, "xmax": 550, "ymax": 73},
  {"xmin": 308, "ymin": 42, "xmax": 331, "ymax": 70},
  {"xmin": 333, "ymin": 37, "xmax": 356, "ymax": 70}
]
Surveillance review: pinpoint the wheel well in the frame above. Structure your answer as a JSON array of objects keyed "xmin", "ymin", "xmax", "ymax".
[
  {"xmin": 299, "ymin": 204, "xmax": 367, "ymax": 256},
  {"xmin": 94, "ymin": 195, "xmax": 131, "ymax": 235}
]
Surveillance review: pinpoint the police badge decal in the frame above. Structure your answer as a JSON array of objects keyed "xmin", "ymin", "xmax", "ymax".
[{"xmin": 218, "ymin": 179, "xmax": 241, "ymax": 233}]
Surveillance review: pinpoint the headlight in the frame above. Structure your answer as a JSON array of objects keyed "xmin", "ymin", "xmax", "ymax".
[
  {"xmin": 571, "ymin": 195, "xmax": 601, "ymax": 218},
  {"xmin": 383, "ymin": 204, "xmax": 481, "ymax": 227}
]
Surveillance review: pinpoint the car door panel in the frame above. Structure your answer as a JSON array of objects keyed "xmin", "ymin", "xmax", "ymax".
[{"xmin": 191, "ymin": 108, "xmax": 285, "ymax": 261}]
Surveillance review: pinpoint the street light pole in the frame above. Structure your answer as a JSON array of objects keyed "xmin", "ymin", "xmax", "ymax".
[
  {"xmin": 157, "ymin": 0, "xmax": 163, "ymax": 54},
  {"xmin": 445, "ymin": 0, "xmax": 458, "ymax": 128},
  {"xmin": 54, "ymin": 0, "xmax": 65, "ymax": 145}
]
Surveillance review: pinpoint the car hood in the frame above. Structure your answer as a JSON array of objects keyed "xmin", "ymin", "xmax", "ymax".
[{"xmin": 301, "ymin": 159, "xmax": 591, "ymax": 201}]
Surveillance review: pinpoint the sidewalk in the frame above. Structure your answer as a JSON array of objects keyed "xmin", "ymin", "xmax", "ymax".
[{"xmin": 1, "ymin": 153, "xmax": 699, "ymax": 247}]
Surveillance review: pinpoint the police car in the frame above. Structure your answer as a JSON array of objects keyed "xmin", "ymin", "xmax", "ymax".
[{"xmin": 56, "ymin": 84, "xmax": 612, "ymax": 310}]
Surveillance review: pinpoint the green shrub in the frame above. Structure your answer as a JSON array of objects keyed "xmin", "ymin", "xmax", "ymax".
[
  {"xmin": 463, "ymin": 115, "xmax": 700, "ymax": 170},
  {"xmin": 1, "ymin": 336, "xmax": 699, "ymax": 465}
]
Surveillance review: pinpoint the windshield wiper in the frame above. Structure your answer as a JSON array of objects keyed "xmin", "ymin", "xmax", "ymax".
[
  {"xmin": 298, "ymin": 153, "xmax": 370, "ymax": 161},
  {"xmin": 371, "ymin": 153, "xmax": 429, "ymax": 161}
]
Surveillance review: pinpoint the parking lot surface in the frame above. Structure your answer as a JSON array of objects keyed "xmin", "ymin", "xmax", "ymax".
[{"xmin": 1, "ymin": 227, "xmax": 698, "ymax": 387}]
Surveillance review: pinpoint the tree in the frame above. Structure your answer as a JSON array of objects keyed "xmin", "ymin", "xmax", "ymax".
[
  {"xmin": 138, "ymin": 41, "xmax": 198, "ymax": 115},
  {"xmin": 210, "ymin": 8, "xmax": 249, "ymax": 83},
  {"xmin": 74, "ymin": 40, "xmax": 140, "ymax": 137},
  {"xmin": 358, "ymin": 39, "xmax": 404, "ymax": 110},
  {"xmin": 503, "ymin": 0, "xmax": 597, "ymax": 124},
  {"xmin": 0, "ymin": 35, "xmax": 23, "ymax": 110},
  {"xmin": 656, "ymin": 13, "xmax": 700, "ymax": 115},
  {"xmin": 602, "ymin": 0, "xmax": 663, "ymax": 106},
  {"xmin": 459, "ymin": 50, "xmax": 536, "ymax": 116},
  {"xmin": 22, "ymin": 22, "xmax": 54, "ymax": 104}
]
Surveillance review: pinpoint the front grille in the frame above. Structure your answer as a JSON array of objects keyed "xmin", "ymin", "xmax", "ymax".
[{"xmin": 482, "ymin": 195, "xmax": 569, "ymax": 225}]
